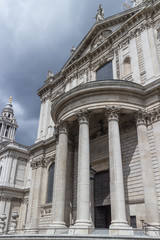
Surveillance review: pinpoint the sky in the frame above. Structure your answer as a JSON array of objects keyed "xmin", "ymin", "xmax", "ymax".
[{"xmin": 0, "ymin": 0, "xmax": 128, "ymax": 146}]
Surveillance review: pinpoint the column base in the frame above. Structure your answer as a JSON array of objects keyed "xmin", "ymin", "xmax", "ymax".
[
  {"xmin": 109, "ymin": 221, "xmax": 133, "ymax": 236},
  {"xmin": 46, "ymin": 222, "xmax": 68, "ymax": 235},
  {"xmin": 69, "ymin": 220, "xmax": 94, "ymax": 235}
]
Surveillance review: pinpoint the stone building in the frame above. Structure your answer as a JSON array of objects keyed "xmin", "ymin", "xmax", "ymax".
[
  {"xmin": 0, "ymin": 98, "xmax": 30, "ymax": 232},
  {"xmin": 1, "ymin": 0, "xmax": 160, "ymax": 238}
]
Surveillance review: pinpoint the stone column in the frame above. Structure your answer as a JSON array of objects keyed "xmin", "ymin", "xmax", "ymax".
[
  {"xmin": 74, "ymin": 110, "xmax": 92, "ymax": 231},
  {"xmin": 136, "ymin": 110, "xmax": 159, "ymax": 225},
  {"xmin": 106, "ymin": 106, "xmax": 130, "ymax": 232},
  {"xmin": 52, "ymin": 121, "xmax": 68, "ymax": 228}
]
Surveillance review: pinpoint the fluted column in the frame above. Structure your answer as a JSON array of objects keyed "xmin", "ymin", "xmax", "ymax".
[
  {"xmin": 106, "ymin": 106, "xmax": 130, "ymax": 230},
  {"xmin": 136, "ymin": 110, "xmax": 159, "ymax": 225},
  {"xmin": 75, "ymin": 110, "xmax": 92, "ymax": 227},
  {"xmin": 52, "ymin": 121, "xmax": 68, "ymax": 227}
]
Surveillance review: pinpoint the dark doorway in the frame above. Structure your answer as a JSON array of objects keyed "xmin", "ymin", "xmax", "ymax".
[
  {"xmin": 94, "ymin": 170, "xmax": 111, "ymax": 228},
  {"xmin": 95, "ymin": 205, "xmax": 111, "ymax": 228}
]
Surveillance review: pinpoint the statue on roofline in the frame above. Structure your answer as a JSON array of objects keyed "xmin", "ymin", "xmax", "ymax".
[
  {"xmin": 94, "ymin": 4, "xmax": 104, "ymax": 22},
  {"xmin": 46, "ymin": 70, "xmax": 54, "ymax": 79}
]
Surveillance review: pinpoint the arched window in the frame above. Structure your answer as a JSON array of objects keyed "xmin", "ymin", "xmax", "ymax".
[
  {"xmin": 96, "ymin": 61, "xmax": 113, "ymax": 80},
  {"xmin": 46, "ymin": 163, "xmax": 55, "ymax": 203},
  {"xmin": 123, "ymin": 57, "xmax": 131, "ymax": 76}
]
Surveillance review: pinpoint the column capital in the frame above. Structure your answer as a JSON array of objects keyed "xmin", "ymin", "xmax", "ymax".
[
  {"xmin": 58, "ymin": 120, "xmax": 68, "ymax": 134},
  {"xmin": 76, "ymin": 109, "xmax": 90, "ymax": 124},
  {"xmin": 135, "ymin": 109, "xmax": 147, "ymax": 126},
  {"xmin": 105, "ymin": 106, "xmax": 120, "ymax": 121},
  {"xmin": 54, "ymin": 121, "xmax": 68, "ymax": 142}
]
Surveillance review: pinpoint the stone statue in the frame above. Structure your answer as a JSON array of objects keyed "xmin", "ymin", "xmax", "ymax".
[
  {"xmin": 47, "ymin": 70, "xmax": 54, "ymax": 79},
  {"xmin": 70, "ymin": 46, "xmax": 76, "ymax": 56},
  {"xmin": 94, "ymin": 4, "xmax": 104, "ymax": 21},
  {"xmin": 131, "ymin": 0, "xmax": 143, "ymax": 7}
]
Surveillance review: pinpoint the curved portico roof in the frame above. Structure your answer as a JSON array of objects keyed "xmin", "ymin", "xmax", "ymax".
[{"xmin": 51, "ymin": 79, "xmax": 160, "ymax": 123}]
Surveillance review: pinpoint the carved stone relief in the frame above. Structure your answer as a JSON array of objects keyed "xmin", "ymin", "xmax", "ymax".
[{"xmin": 91, "ymin": 30, "xmax": 112, "ymax": 50}]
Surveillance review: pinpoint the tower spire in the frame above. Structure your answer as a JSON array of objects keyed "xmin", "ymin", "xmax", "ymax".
[{"xmin": 0, "ymin": 97, "xmax": 18, "ymax": 142}]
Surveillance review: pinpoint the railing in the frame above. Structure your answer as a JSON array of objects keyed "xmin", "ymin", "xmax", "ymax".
[{"xmin": 140, "ymin": 220, "xmax": 160, "ymax": 237}]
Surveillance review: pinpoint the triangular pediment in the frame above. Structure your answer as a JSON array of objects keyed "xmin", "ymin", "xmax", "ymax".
[{"xmin": 62, "ymin": 6, "xmax": 141, "ymax": 71}]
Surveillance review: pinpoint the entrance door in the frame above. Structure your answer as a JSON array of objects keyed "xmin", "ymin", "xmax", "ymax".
[
  {"xmin": 95, "ymin": 205, "xmax": 111, "ymax": 228},
  {"xmin": 94, "ymin": 170, "xmax": 111, "ymax": 228}
]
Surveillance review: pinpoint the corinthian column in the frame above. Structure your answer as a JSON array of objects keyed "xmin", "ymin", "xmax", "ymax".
[
  {"xmin": 136, "ymin": 110, "xmax": 159, "ymax": 226},
  {"xmin": 51, "ymin": 121, "xmax": 68, "ymax": 228},
  {"xmin": 74, "ymin": 110, "xmax": 92, "ymax": 230},
  {"xmin": 106, "ymin": 106, "xmax": 130, "ymax": 231}
]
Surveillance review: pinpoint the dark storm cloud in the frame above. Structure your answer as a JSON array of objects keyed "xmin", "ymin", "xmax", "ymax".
[{"xmin": 0, "ymin": 0, "xmax": 125, "ymax": 145}]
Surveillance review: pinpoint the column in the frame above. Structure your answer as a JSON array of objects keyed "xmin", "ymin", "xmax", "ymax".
[
  {"xmin": 106, "ymin": 106, "xmax": 130, "ymax": 230},
  {"xmin": 36, "ymin": 100, "xmax": 45, "ymax": 140},
  {"xmin": 65, "ymin": 142, "xmax": 74, "ymax": 226},
  {"xmin": 136, "ymin": 110, "xmax": 159, "ymax": 225},
  {"xmin": 75, "ymin": 110, "xmax": 92, "ymax": 228},
  {"xmin": 52, "ymin": 121, "xmax": 68, "ymax": 227}
]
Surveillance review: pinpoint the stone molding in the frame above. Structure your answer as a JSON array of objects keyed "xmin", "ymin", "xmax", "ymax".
[
  {"xmin": 91, "ymin": 50, "xmax": 114, "ymax": 72},
  {"xmin": 45, "ymin": 155, "xmax": 56, "ymax": 168},
  {"xmin": 30, "ymin": 154, "xmax": 56, "ymax": 170},
  {"xmin": 0, "ymin": 192, "xmax": 23, "ymax": 202},
  {"xmin": 105, "ymin": 106, "xmax": 120, "ymax": 121},
  {"xmin": 40, "ymin": 204, "xmax": 52, "ymax": 217},
  {"xmin": 30, "ymin": 156, "xmax": 45, "ymax": 169},
  {"xmin": 147, "ymin": 107, "xmax": 160, "ymax": 124}
]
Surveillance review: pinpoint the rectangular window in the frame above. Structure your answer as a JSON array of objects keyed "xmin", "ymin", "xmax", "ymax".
[
  {"xmin": 96, "ymin": 61, "xmax": 113, "ymax": 80},
  {"xmin": 130, "ymin": 216, "xmax": 137, "ymax": 228}
]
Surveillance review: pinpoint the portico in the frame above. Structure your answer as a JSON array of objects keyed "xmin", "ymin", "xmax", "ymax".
[{"xmin": 50, "ymin": 80, "xmax": 160, "ymax": 234}]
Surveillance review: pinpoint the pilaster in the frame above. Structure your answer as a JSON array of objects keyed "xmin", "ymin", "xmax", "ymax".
[{"xmin": 136, "ymin": 110, "xmax": 159, "ymax": 226}]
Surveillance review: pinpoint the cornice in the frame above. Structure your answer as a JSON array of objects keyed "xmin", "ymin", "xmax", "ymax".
[
  {"xmin": 0, "ymin": 148, "xmax": 29, "ymax": 160},
  {"xmin": 29, "ymin": 136, "xmax": 56, "ymax": 153},
  {"xmin": 0, "ymin": 186, "xmax": 26, "ymax": 201},
  {"xmin": 51, "ymin": 78, "xmax": 160, "ymax": 123}
]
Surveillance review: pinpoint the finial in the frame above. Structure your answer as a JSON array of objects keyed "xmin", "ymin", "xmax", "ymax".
[{"xmin": 9, "ymin": 96, "xmax": 12, "ymax": 103}]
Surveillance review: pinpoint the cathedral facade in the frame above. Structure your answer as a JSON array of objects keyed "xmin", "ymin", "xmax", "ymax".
[{"xmin": 1, "ymin": 0, "xmax": 160, "ymax": 238}]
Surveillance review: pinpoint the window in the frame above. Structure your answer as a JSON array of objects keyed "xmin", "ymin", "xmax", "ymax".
[
  {"xmin": 46, "ymin": 163, "xmax": 55, "ymax": 203},
  {"xmin": 123, "ymin": 57, "xmax": 131, "ymax": 76},
  {"xmin": 5, "ymin": 126, "xmax": 10, "ymax": 137},
  {"xmin": 96, "ymin": 61, "xmax": 113, "ymax": 80},
  {"xmin": 130, "ymin": 216, "xmax": 137, "ymax": 228}
]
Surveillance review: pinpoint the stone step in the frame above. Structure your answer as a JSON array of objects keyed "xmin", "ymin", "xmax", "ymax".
[{"xmin": 0, "ymin": 234, "xmax": 160, "ymax": 240}]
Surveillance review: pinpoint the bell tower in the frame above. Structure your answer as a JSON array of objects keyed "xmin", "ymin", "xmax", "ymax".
[{"xmin": 0, "ymin": 97, "xmax": 18, "ymax": 142}]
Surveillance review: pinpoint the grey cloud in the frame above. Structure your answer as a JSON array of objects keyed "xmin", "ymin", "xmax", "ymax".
[{"xmin": 0, "ymin": 0, "xmax": 125, "ymax": 145}]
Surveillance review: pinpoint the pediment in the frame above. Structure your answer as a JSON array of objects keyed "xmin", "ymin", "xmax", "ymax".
[{"xmin": 62, "ymin": 7, "xmax": 140, "ymax": 71}]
